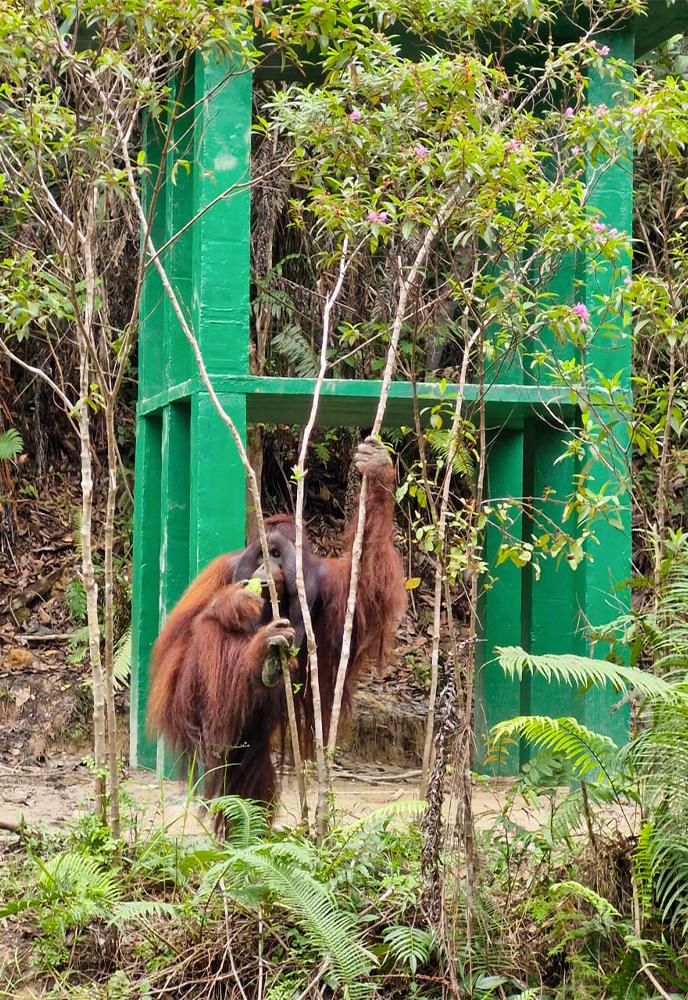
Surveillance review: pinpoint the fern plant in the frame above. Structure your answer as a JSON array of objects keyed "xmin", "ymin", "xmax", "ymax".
[
  {"xmin": 624, "ymin": 682, "xmax": 688, "ymax": 933},
  {"xmin": 272, "ymin": 324, "xmax": 319, "ymax": 377},
  {"xmin": 195, "ymin": 837, "xmax": 374, "ymax": 999},
  {"xmin": 113, "ymin": 625, "xmax": 131, "ymax": 690},
  {"xmin": 0, "ymin": 851, "xmax": 123, "ymax": 965},
  {"xmin": 66, "ymin": 578, "xmax": 87, "ymax": 622},
  {"xmin": 494, "ymin": 645, "xmax": 673, "ymax": 699},
  {"xmin": 381, "ymin": 924, "xmax": 435, "ymax": 975},
  {"xmin": 493, "ymin": 645, "xmax": 688, "ymax": 943},
  {"xmin": 0, "ymin": 427, "xmax": 23, "ymax": 461}
]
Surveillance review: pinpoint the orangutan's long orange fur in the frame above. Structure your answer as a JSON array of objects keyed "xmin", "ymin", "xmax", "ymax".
[{"xmin": 147, "ymin": 462, "xmax": 406, "ymax": 811}]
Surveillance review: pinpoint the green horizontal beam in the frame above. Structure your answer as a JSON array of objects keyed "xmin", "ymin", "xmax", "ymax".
[{"xmin": 137, "ymin": 375, "xmax": 576, "ymax": 428}]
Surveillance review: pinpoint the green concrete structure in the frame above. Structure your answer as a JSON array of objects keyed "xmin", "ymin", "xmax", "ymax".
[{"xmin": 130, "ymin": 7, "xmax": 687, "ymax": 774}]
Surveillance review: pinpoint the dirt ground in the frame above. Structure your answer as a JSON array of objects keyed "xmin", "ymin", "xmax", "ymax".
[{"xmin": 0, "ymin": 750, "xmax": 542, "ymax": 839}]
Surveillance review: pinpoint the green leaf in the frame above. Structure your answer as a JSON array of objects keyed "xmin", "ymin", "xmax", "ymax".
[
  {"xmin": 0, "ymin": 428, "xmax": 23, "ymax": 461},
  {"xmin": 490, "ymin": 715, "xmax": 619, "ymax": 779},
  {"xmin": 494, "ymin": 646, "xmax": 675, "ymax": 700}
]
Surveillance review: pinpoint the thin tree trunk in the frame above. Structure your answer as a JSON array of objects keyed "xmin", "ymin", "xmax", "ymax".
[
  {"xmin": 654, "ymin": 341, "xmax": 676, "ymax": 601},
  {"xmin": 80, "ymin": 194, "xmax": 107, "ymax": 821},
  {"xmin": 420, "ymin": 328, "xmax": 479, "ymax": 793},
  {"xmin": 292, "ymin": 241, "xmax": 350, "ymax": 841},
  {"xmin": 103, "ymin": 400, "xmax": 121, "ymax": 836},
  {"xmin": 78, "ymin": 345, "xmax": 107, "ymax": 820}
]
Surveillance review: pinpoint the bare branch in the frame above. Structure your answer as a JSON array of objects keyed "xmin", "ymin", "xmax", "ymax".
[{"xmin": 293, "ymin": 237, "xmax": 351, "ymax": 840}]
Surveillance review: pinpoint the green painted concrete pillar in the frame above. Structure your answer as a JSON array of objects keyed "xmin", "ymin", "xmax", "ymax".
[
  {"xmin": 192, "ymin": 55, "xmax": 252, "ymax": 376},
  {"xmin": 475, "ymin": 429, "xmax": 526, "ymax": 774},
  {"xmin": 579, "ymin": 31, "xmax": 634, "ymax": 744},
  {"xmin": 130, "ymin": 54, "xmax": 252, "ymax": 770},
  {"xmin": 130, "ymin": 414, "xmax": 162, "ymax": 770}
]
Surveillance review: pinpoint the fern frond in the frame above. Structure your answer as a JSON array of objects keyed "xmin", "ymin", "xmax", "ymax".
[
  {"xmin": 495, "ymin": 646, "xmax": 673, "ymax": 700},
  {"xmin": 382, "ymin": 924, "xmax": 435, "ymax": 975},
  {"xmin": 108, "ymin": 899, "xmax": 180, "ymax": 927},
  {"xmin": 652, "ymin": 653, "xmax": 688, "ymax": 673},
  {"xmin": 113, "ymin": 626, "xmax": 131, "ymax": 690},
  {"xmin": 0, "ymin": 428, "xmax": 23, "ymax": 461},
  {"xmin": 341, "ymin": 799, "xmax": 426, "ymax": 836},
  {"xmin": 427, "ymin": 428, "xmax": 473, "ymax": 476},
  {"xmin": 272, "ymin": 325, "xmax": 319, "ymax": 377},
  {"xmin": 237, "ymin": 847, "xmax": 374, "ymax": 999},
  {"xmin": 265, "ymin": 977, "xmax": 304, "ymax": 1000},
  {"xmin": 633, "ymin": 822, "xmax": 655, "ymax": 917},
  {"xmin": 549, "ymin": 880, "xmax": 620, "ymax": 922},
  {"xmin": 489, "ymin": 716, "xmax": 619, "ymax": 780},
  {"xmin": 35, "ymin": 852, "xmax": 121, "ymax": 927},
  {"xmin": 67, "ymin": 625, "xmax": 89, "ymax": 664},
  {"xmin": 66, "ymin": 579, "xmax": 87, "ymax": 623},
  {"xmin": 205, "ymin": 796, "xmax": 270, "ymax": 848},
  {"xmin": 651, "ymin": 831, "xmax": 688, "ymax": 932},
  {"xmin": 193, "ymin": 857, "xmax": 260, "ymax": 908}
]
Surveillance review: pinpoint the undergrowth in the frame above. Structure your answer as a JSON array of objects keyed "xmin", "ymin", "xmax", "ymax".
[
  {"xmin": 0, "ymin": 764, "xmax": 686, "ymax": 1000},
  {"xmin": 3, "ymin": 538, "xmax": 688, "ymax": 999}
]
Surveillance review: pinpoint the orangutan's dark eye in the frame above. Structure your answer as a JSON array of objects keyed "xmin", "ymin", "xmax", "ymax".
[{"xmin": 270, "ymin": 548, "xmax": 280, "ymax": 559}]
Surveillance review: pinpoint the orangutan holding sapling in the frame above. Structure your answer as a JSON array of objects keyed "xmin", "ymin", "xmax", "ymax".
[{"xmin": 147, "ymin": 437, "xmax": 406, "ymax": 813}]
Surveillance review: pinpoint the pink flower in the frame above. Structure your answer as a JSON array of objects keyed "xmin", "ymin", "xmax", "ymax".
[
  {"xmin": 505, "ymin": 138, "xmax": 521, "ymax": 152},
  {"xmin": 571, "ymin": 145, "xmax": 582, "ymax": 155},
  {"xmin": 609, "ymin": 227, "xmax": 618, "ymax": 237},
  {"xmin": 595, "ymin": 43, "xmax": 610, "ymax": 56},
  {"xmin": 367, "ymin": 210, "xmax": 388, "ymax": 224},
  {"xmin": 418, "ymin": 100, "xmax": 428, "ymax": 110},
  {"xmin": 565, "ymin": 106, "xmax": 575, "ymax": 118},
  {"xmin": 349, "ymin": 108, "xmax": 361, "ymax": 122},
  {"xmin": 596, "ymin": 103, "xmax": 607, "ymax": 116},
  {"xmin": 624, "ymin": 275, "xmax": 632, "ymax": 286},
  {"xmin": 572, "ymin": 302, "xmax": 590, "ymax": 327},
  {"xmin": 592, "ymin": 222, "xmax": 606, "ymax": 232},
  {"xmin": 413, "ymin": 144, "xmax": 429, "ymax": 158},
  {"xmin": 631, "ymin": 104, "xmax": 645, "ymax": 116}
]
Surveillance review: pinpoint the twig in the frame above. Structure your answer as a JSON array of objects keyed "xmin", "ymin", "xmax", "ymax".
[
  {"xmin": 219, "ymin": 878, "xmax": 250, "ymax": 1000},
  {"xmin": 293, "ymin": 238, "xmax": 351, "ymax": 840},
  {"xmin": 295, "ymin": 961, "xmax": 329, "ymax": 1000},
  {"xmin": 420, "ymin": 327, "xmax": 479, "ymax": 792},
  {"xmin": 257, "ymin": 905, "xmax": 265, "ymax": 1000},
  {"xmin": 20, "ymin": 633, "xmax": 74, "ymax": 642},
  {"xmin": 0, "ymin": 341, "xmax": 75, "ymax": 415},
  {"xmin": 331, "ymin": 767, "xmax": 422, "ymax": 785},
  {"xmin": 580, "ymin": 781, "xmax": 598, "ymax": 851}
]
